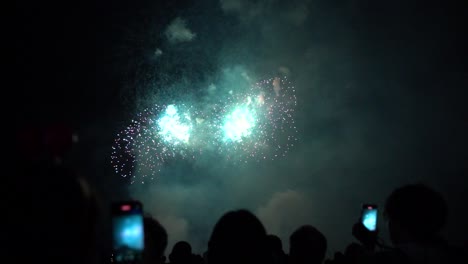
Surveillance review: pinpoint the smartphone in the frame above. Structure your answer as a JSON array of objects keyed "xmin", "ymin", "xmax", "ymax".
[
  {"xmin": 361, "ymin": 204, "xmax": 378, "ymax": 232},
  {"xmin": 111, "ymin": 201, "xmax": 145, "ymax": 263}
]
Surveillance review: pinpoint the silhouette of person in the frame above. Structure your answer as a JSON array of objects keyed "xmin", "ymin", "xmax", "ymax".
[
  {"xmin": 169, "ymin": 241, "xmax": 192, "ymax": 264},
  {"xmin": 207, "ymin": 209, "xmax": 271, "ymax": 264},
  {"xmin": 330, "ymin": 184, "xmax": 465, "ymax": 264},
  {"xmin": 380, "ymin": 184, "xmax": 460, "ymax": 263},
  {"xmin": 384, "ymin": 184, "xmax": 446, "ymax": 245},
  {"xmin": 289, "ymin": 225, "xmax": 327, "ymax": 264},
  {"xmin": 267, "ymin": 234, "xmax": 287, "ymax": 264},
  {"xmin": 143, "ymin": 216, "xmax": 168, "ymax": 264}
]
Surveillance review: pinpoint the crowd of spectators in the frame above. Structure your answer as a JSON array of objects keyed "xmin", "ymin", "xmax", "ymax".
[{"xmin": 15, "ymin": 129, "xmax": 466, "ymax": 264}]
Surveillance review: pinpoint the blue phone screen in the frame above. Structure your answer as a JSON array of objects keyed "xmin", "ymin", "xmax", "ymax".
[
  {"xmin": 113, "ymin": 214, "xmax": 144, "ymax": 250},
  {"xmin": 112, "ymin": 203, "xmax": 144, "ymax": 262},
  {"xmin": 362, "ymin": 207, "xmax": 378, "ymax": 231}
]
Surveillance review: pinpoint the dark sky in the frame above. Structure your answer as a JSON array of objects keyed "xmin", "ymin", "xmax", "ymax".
[{"xmin": 15, "ymin": 0, "xmax": 468, "ymax": 255}]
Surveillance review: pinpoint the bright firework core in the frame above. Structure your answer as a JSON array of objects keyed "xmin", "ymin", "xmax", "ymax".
[
  {"xmin": 157, "ymin": 104, "xmax": 192, "ymax": 145},
  {"xmin": 223, "ymin": 104, "xmax": 256, "ymax": 142}
]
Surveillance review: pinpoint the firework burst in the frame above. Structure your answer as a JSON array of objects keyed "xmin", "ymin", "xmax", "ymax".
[{"xmin": 111, "ymin": 76, "xmax": 297, "ymax": 183}]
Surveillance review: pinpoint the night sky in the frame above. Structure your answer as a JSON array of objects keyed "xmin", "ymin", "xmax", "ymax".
[{"xmin": 14, "ymin": 0, "xmax": 468, "ymax": 255}]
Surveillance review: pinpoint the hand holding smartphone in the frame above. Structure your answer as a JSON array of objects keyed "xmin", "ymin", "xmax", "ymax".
[
  {"xmin": 111, "ymin": 201, "xmax": 145, "ymax": 263},
  {"xmin": 352, "ymin": 204, "xmax": 378, "ymax": 249}
]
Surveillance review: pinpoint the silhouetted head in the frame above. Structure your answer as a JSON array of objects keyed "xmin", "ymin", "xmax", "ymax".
[
  {"xmin": 169, "ymin": 241, "xmax": 192, "ymax": 264},
  {"xmin": 289, "ymin": 225, "xmax": 327, "ymax": 264},
  {"xmin": 207, "ymin": 209, "xmax": 269, "ymax": 264},
  {"xmin": 384, "ymin": 184, "xmax": 447, "ymax": 244},
  {"xmin": 267, "ymin": 234, "xmax": 284, "ymax": 253},
  {"xmin": 267, "ymin": 234, "xmax": 286, "ymax": 264},
  {"xmin": 143, "ymin": 216, "xmax": 168, "ymax": 264}
]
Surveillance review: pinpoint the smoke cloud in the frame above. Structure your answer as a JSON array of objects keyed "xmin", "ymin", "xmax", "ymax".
[
  {"xmin": 165, "ymin": 17, "xmax": 196, "ymax": 43},
  {"xmin": 220, "ymin": 0, "xmax": 312, "ymax": 25}
]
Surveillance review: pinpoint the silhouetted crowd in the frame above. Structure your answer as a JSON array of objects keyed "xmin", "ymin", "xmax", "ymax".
[{"xmin": 15, "ymin": 146, "xmax": 467, "ymax": 264}]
